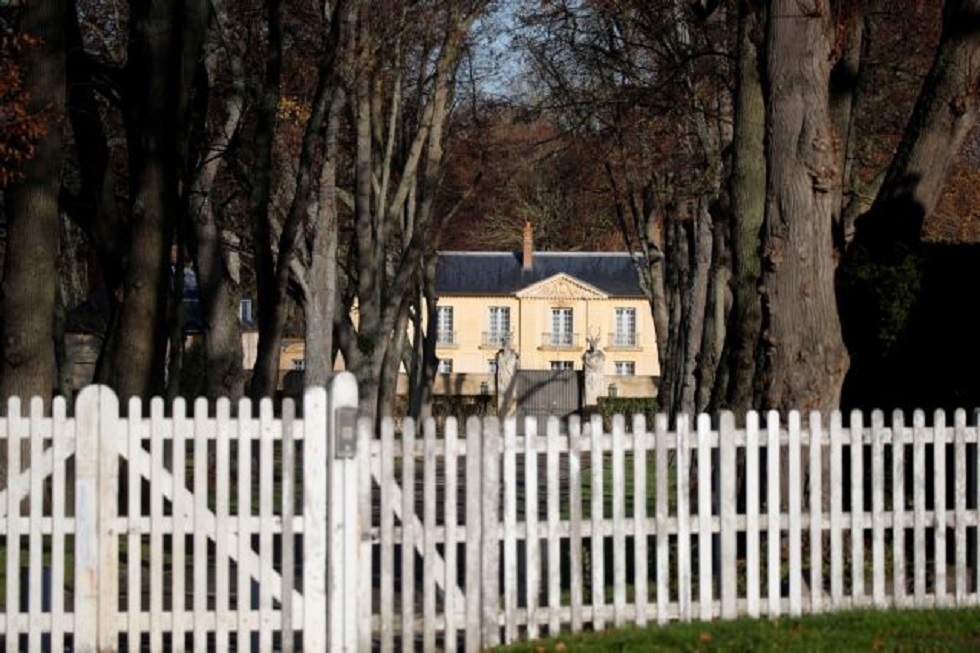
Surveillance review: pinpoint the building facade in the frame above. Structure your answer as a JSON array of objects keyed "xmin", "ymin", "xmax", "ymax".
[{"xmin": 431, "ymin": 222, "xmax": 659, "ymax": 399}]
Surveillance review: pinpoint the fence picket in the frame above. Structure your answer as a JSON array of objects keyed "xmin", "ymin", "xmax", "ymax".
[
  {"xmin": 745, "ymin": 411, "xmax": 760, "ymax": 618},
  {"xmin": 98, "ymin": 389, "xmax": 119, "ymax": 650},
  {"xmin": 502, "ymin": 416, "xmax": 517, "ymax": 644},
  {"xmin": 150, "ymin": 397, "xmax": 167, "ymax": 651},
  {"xmin": 126, "ymin": 397, "xmax": 143, "ymax": 651},
  {"xmin": 525, "ymin": 418, "xmax": 540, "ymax": 640},
  {"xmin": 808, "ymin": 412, "xmax": 824, "ymax": 614},
  {"xmin": 830, "ymin": 411, "xmax": 844, "ymax": 608},
  {"xmin": 27, "ymin": 398, "xmax": 44, "ymax": 652},
  {"xmin": 546, "ymin": 416, "xmax": 562, "ymax": 636},
  {"xmin": 612, "ymin": 415, "xmax": 627, "ymax": 627},
  {"xmin": 974, "ymin": 410, "xmax": 980, "ymax": 609},
  {"xmin": 6, "ymin": 398, "xmax": 23, "ymax": 652},
  {"xmin": 443, "ymin": 417, "xmax": 459, "ymax": 653},
  {"xmin": 568, "ymin": 416, "xmax": 584, "ymax": 632},
  {"xmin": 50, "ymin": 397, "xmax": 68, "ymax": 653},
  {"xmin": 27, "ymin": 397, "xmax": 46, "ymax": 650},
  {"xmin": 935, "ymin": 409, "xmax": 948, "ymax": 606},
  {"xmin": 697, "ymin": 414, "xmax": 712, "ymax": 622},
  {"xmin": 913, "ymin": 410, "xmax": 927, "ymax": 606},
  {"xmin": 481, "ymin": 417, "xmax": 502, "ymax": 649},
  {"xmin": 423, "ymin": 418, "xmax": 437, "ymax": 653},
  {"xmin": 892, "ymin": 410, "xmax": 907, "ymax": 608},
  {"xmin": 633, "ymin": 415, "xmax": 650, "ymax": 626},
  {"xmin": 281, "ymin": 399, "xmax": 295, "ymax": 653},
  {"xmin": 378, "ymin": 417, "xmax": 395, "ymax": 653},
  {"xmin": 173, "ymin": 398, "xmax": 189, "ymax": 650},
  {"xmin": 194, "ymin": 398, "xmax": 211, "ymax": 648},
  {"xmin": 676, "ymin": 414, "xmax": 691, "ymax": 621},
  {"xmin": 589, "ymin": 414, "xmax": 606, "ymax": 630},
  {"xmin": 788, "ymin": 412, "xmax": 802, "ymax": 616},
  {"xmin": 851, "ymin": 410, "xmax": 865, "ymax": 606},
  {"xmin": 654, "ymin": 413, "xmax": 670, "ymax": 625},
  {"xmin": 719, "ymin": 413, "xmax": 737, "ymax": 619},
  {"xmin": 954, "ymin": 410, "xmax": 968, "ymax": 605},
  {"xmin": 258, "ymin": 399, "xmax": 275, "ymax": 652},
  {"xmin": 464, "ymin": 416, "xmax": 482, "ymax": 652},
  {"xmin": 872, "ymin": 411, "xmax": 887, "ymax": 608},
  {"xmin": 359, "ymin": 413, "xmax": 374, "ymax": 653},
  {"xmin": 215, "ymin": 398, "xmax": 231, "ymax": 651},
  {"xmin": 237, "ymin": 398, "xmax": 253, "ymax": 650},
  {"xmin": 401, "ymin": 418, "xmax": 417, "ymax": 652},
  {"xmin": 766, "ymin": 411, "xmax": 780, "ymax": 618}
]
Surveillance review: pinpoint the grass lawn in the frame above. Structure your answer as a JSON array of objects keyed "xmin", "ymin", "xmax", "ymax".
[{"xmin": 493, "ymin": 607, "xmax": 980, "ymax": 652}]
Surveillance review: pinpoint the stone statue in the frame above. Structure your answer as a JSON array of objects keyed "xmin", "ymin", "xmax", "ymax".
[
  {"xmin": 496, "ymin": 338, "xmax": 519, "ymax": 418},
  {"xmin": 582, "ymin": 334, "xmax": 605, "ymax": 407}
]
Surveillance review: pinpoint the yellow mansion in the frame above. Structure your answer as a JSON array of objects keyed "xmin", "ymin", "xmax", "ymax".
[{"xmin": 430, "ymin": 222, "xmax": 659, "ymax": 399}]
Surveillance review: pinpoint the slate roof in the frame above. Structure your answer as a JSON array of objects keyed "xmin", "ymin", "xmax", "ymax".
[{"xmin": 435, "ymin": 251, "xmax": 646, "ymax": 297}]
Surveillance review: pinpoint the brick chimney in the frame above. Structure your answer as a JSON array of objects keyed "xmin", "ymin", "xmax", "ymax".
[{"xmin": 522, "ymin": 219, "xmax": 533, "ymax": 270}]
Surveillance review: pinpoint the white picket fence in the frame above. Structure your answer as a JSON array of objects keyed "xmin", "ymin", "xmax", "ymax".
[
  {"xmin": 2, "ymin": 381, "xmax": 980, "ymax": 652},
  {"xmin": 369, "ymin": 409, "xmax": 980, "ymax": 651}
]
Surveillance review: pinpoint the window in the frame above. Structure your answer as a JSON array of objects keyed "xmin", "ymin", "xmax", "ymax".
[
  {"xmin": 550, "ymin": 360, "xmax": 574, "ymax": 371},
  {"xmin": 437, "ymin": 305, "xmax": 454, "ymax": 345},
  {"xmin": 292, "ymin": 358, "xmax": 305, "ymax": 371},
  {"xmin": 486, "ymin": 306, "xmax": 511, "ymax": 346},
  {"xmin": 613, "ymin": 307, "xmax": 637, "ymax": 347},
  {"xmin": 488, "ymin": 359, "xmax": 498, "ymax": 374},
  {"xmin": 551, "ymin": 307, "xmax": 573, "ymax": 346},
  {"xmin": 239, "ymin": 298, "xmax": 253, "ymax": 324},
  {"xmin": 437, "ymin": 358, "xmax": 453, "ymax": 374},
  {"xmin": 614, "ymin": 361, "xmax": 635, "ymax": 376}
]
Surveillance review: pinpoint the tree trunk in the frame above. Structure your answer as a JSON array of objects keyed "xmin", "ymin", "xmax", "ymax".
[
  {"xmin": 838, "ymin": 0, "xmax": 980, "ymax": 412},
  {"xmin": 868, "ymin": 0, "xmax": 980, "ymax": 238},
  {"xmin": 304, "ymin": 91, "xmax": 345, "ymax": 389},
  {"xmin": 1, "ymin": 0, "xmax": 66, "ymax": 409},
  {"xmin": 757, "ymin": 0, "xmax": 849, "ymax": 414},
  {"xmin": 660, "ymin": 217, "xmax": 690, "ymax": 418},
  {"xmin": 409, "ymin": 257, "xmax": 440, "ymax": 421},
  {"xmin": 698, "ymin": 202, "xmax": 731, "ymax": 415},
  {"xmin": 679, "ymin": 205, "xmax": 713, "ymax": 417},
  {"xmin": 346, "ymin": 2, "xmax": 480, "ymax": 422},
  {"xmin": 719, "ymin": 0, "xmax": 766, "ymax": 416},
  {"xmin": 247, "ymin": 0, "xmax": 285, "ymax": 400},
  {"xmin": 187, "ymin": 0, "xmax": 247, "ymax": 404},
  {"xmin": 97, "ymin": 0, "xmax": 209, "ymax": 402}
]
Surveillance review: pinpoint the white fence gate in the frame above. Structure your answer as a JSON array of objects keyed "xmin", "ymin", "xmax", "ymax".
[{"xmin": 0, "ymin": 374, "xmax": 368, "ymax": 652}]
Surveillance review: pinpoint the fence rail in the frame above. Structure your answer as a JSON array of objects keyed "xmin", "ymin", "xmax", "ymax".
[{"xmin": 1, "ymin": 385, "xmax": 979, "ymax": 651}]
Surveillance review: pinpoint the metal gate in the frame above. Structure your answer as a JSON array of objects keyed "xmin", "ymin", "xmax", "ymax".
[{"xmin": 515, "ymin": 369, "xmax": 580, "ymax": 433}]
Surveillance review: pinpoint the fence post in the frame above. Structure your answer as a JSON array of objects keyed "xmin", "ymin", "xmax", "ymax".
[
  {"xmin": 327, "ymin": 372, "xmax": 361, "ymax": 652},
  {"xmin": 303, "ymin": 386, "xmax": 329, "ymax": 652},
  {"xmin": 74, "ymin": 386, "xmax": 118, "ymax": 652}
]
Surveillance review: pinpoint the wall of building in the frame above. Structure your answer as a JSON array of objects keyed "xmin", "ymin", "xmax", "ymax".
[{"xmin": 435, "ymin": 292, "xmax": 658, "ymax": 378}]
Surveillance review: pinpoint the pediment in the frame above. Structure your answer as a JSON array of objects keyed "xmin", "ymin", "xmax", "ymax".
[{"xmin": 516, "ymin": 273, "xmax": 608, "ymax": 300}]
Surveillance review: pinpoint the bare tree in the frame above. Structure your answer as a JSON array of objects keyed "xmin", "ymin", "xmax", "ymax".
[
  {"xmin": 337, "ymin": 0, "xmax": 490, "ymax": 421},
  {"xmin": 0, "ymin": 0, "xmax": 67, "ymax": 409},
  {"xmin": 756, "ymin": 1, "xmax": 848, "ymax": 414},
  {"xmin": 94, "ymin": 0, "xmax": 210, "ymax": 401}
]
